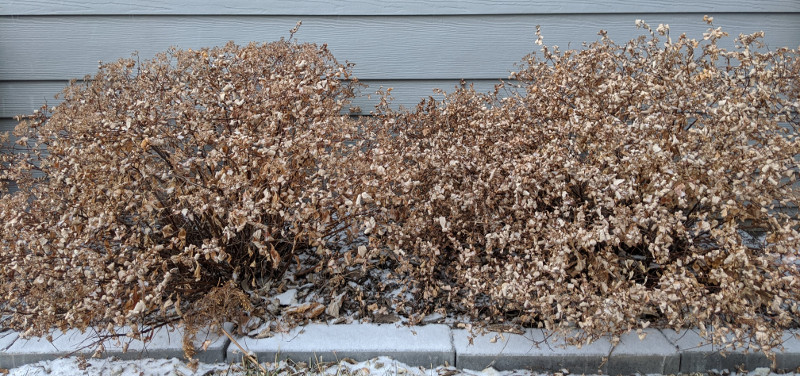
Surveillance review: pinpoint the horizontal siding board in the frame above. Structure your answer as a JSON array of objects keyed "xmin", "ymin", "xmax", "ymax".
[
  {"xmin": 0, "ymin": 119, "xmax": 16, "ymax": 133},
  {"xmin": 2, "ymin": 14, "xmax": 799, "ymax": 81},
  {"xmin": 3, "ymin": 0, "xmax": 800, "ymax": 15},
  {"xmin": 0, "ymin": 80, "xmax": 506, "ymax": 118},
  {"xmin": 0, "ymin": 81, "xmax": 63, "ymax": 119}
]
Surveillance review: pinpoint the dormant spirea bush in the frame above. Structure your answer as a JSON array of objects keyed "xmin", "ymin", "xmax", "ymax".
[
  {"xmin": 361, "ymin": 20, "xmax": 799, "ymax": 352},
  {"xmin": 0, "ymin": 19, "xmax": 798, "ymax": 357},
  {"xmin": 0, "ymin": 34, "xmax": 366, "ymax": 347}
]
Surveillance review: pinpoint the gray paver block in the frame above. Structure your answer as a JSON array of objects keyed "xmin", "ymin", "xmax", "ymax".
[
  {"xmin": 606, "ymin": 329, "xmax": 679, "ymax": 375},
  {"xmin": 0, "ymin": 325, "xmax": 229, "ymax": 369},
  {"xmin": 662, "ymin": 329, "xmax": 800, "ymax": 373},
  {"xmin": 453, "ymin": 328, "xmax": 612, "ymax": 373},
  {"xmin": 778, "ymin": 330, "xmax": 800, "ymax": 371},
  {"xmin": 1, "ymin": 329, "xmax": 97, "ymax": 369},
  {"xmin": 227, "ymin": 323, "xmax": 453, "ymax": 368}
]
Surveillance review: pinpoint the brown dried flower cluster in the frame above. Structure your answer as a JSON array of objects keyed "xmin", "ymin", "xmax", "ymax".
[{"xmin": 1, "ymin": 20, "xmax": 798, "ymax": 357}]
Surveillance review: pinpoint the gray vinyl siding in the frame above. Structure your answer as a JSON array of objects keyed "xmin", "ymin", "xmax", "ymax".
[
  {"xmin": 3, "ymin": 1, "xmax": 799, "ymax": 15},
  {"xmin": 1, "ymin": 1, "xmax": 799, "ymax": 119}
]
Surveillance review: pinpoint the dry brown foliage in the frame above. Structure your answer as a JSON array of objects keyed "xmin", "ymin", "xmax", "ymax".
[
  {"xmin": 361, "ymin": 20, "xmax": 800, "ymax": 351},
  {"xmin": 0, "ymin": 35, "xmax": 367, "ymax": 350},
  {"xmin": 1, "ymin": 20, "xmax": 799, "ymax": 356}
]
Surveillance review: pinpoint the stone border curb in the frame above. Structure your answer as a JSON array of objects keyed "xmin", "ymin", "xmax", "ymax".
[
  {"xmin": 661, "ymin": 329, "xmax": 800, "ymax": 373},
  {"xmin": 453, "ymin": 328, "xmax": 612, "ymax": 373},
  {"xmin": 452, "ymin": 328, "xmax": 681, "ymax": 374},
  {"xmin": 0, "ymin": 325, "xmax": 229, "ymax": 369},
  {"xmin": 227, "ymin": 324, "xmax": 453, "ymax": 368},
  {"xmin": 1, "ymin": 325, "xmax": 799, "ymax": 374}
]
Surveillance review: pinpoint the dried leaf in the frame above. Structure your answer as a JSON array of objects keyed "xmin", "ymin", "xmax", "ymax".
[{"xmin": 325, "ymin": 292, "xmax": 346, "ymax": 318}]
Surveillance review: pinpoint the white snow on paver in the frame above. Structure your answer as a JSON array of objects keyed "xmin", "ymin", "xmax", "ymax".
[
  {"xmin": 0, "ymin": 331, "xmax": 19, "ymax": 351},
  {"xmin": 238, "ymin": 323, "xmax": 452, "ymax": 353}
]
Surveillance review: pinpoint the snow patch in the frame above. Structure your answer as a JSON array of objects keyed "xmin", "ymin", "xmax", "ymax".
[{"xmin": 275, "ymin": 289, "xmax": 298, "ymax": 306}]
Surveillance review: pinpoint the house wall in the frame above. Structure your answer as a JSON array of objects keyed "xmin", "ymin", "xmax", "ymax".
[{"xmin": 1, "ymin": 0, "xmax": 799, "ymax": 133}]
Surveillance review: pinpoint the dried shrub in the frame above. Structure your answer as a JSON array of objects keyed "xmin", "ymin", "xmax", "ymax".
[
  {"xmin": 363, "ymin": 21, "xmax": 800, "ymax": 350},
  {"xmin": 1, "ymin": 18, "xmax": 798, "ymax": 358},
  {"xmin": 0, "ymin": 36, "xmax": 365, "ymax": 347}
]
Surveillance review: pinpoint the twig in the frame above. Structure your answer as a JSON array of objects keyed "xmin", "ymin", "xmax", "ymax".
[{"xmin": 220, "ymin": 326, "xmax": 266, "ymax": 373}]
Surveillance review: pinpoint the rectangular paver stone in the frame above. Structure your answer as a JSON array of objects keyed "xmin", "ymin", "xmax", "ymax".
[
  {"xmin": 662, "ymin": 329, "xmax": 800, "ymax": 373},
  {"xmin": 227, "ymin": 323, "xmax": 453, "ymax": 368},
  {"xmin": 606, "ymin": 329, "xmax": 679, "ymax": 375},
  {"xmin": 453, "ymin": 328, "xmax": 612, "ymax": 373},
  {"xmin": 0, "ymin": 325, "xmax": 229, "ymax": 369},
  {"xmin": 1, "ymin": 328, "xmax": 96, "ymax": 369}
]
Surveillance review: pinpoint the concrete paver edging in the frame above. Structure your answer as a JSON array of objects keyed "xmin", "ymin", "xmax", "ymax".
[
  {"xmin": 452, "ymin": 328, "xmax": 612, "ymax": 373},
  {"xmin": 661, "ymin": 329, "xmax": 800, "ymax": 373},
  {"xmin": 1, "ymin": 324, "xmax": 799, "ymax": 374},
  {"xmin": 227, "ymin": 324, "xmax": 453, "ymax": 368},
  {"xmin": 0, "ymin": 325, "xmax": 230, "ymax": 369}
]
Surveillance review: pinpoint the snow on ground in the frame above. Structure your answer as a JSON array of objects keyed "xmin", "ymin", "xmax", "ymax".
[
  {"xmin": 3, "ymin": 355, "xmax": 551, "ymax": 376},
  {"xmin": 5, "ymin": 356, "xmax": 798, "ymax": 376},
  {"xmin": 5, "ymin": 356, "xmax": 229, "ymax": 376}
]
